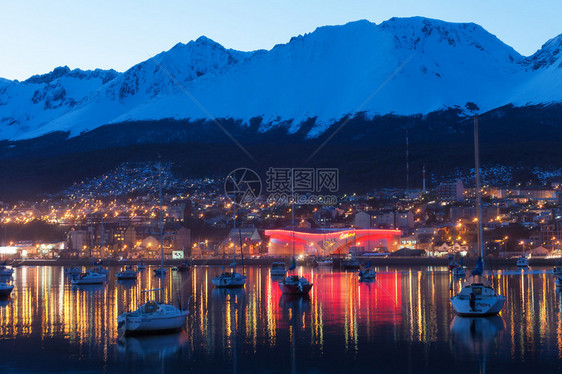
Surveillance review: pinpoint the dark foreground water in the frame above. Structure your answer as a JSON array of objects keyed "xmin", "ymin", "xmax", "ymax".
[{"xmin": 1, "ymin": 265, "xmax": 562, "ymax": 373}]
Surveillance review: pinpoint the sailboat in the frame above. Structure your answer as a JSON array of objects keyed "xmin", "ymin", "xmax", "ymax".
[
  {"xmin": 116, "ymin": 265, "xmax": 138, "ymax": 280},
  {"xmin": 118, "ymin": 162, "xmax": 189, "ymax": 335},
  {"xmin": 212, "ymin": 202, "xmax": 246, "ymax": 288},
  {"xmin": 358, "ymin": 261, "xmax": 376, "ymax": 281},
  {"xmin": 450, "ymin": 116, "xmax": 505, "ymax": 317},
  {"xmin": 278, "ymin": 175, "xmax": 313, "ymax": 295}
]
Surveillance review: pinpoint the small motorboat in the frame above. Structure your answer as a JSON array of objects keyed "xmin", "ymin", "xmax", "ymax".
[
  {"xmin": 118, "ymin": 300, "xmax": 189, "ymax": 335},
  {"xmin": 450, "ymin": 276, "xmax": 506, "ymax": 317},
  {"xmin": 0, "ymin": 282, "xmax": 14, "ymax": 298},
  {"xmin": 317, "ymin": 258, "xmax": 333, "ymax": 267},
  {"xmin": 116, "ymin": 266, "xmax": 138, "ymax": 280},
  {"xmin": 172, "ymin": 262, "xmax": 190, "ymax": 272},
  {"xmin": 270, "ymin": 262, "xmax": 287, "ymax": 277},
  {"xmin": 555, "ymin": 277, "xmax": 562, "ymax": 287},
  {"xmin": 212, "ymin": 272, "xmax": 246, "ymax": 288},
  {"xmin": 452, "ymin": 266, "xmax": 467, "ymax": 277},
  {"xmin": 71, "ymin": 271, "xmax": 107, "ymax": 285},
  {"xmin": 137, "ymin": 262, "xmax": 147, "ymax": 271},
  {"xmin": 342, "ymin": 258, "xmax": 361, "ymax": 270},
  {"xmin": 358, "ymin": 269, "xmax": 376, "ymax": 281},
  {"xmin": 278, "ymin": 275, "xmax": 313, "ymax": 295},
  {"xmin": 516, "ymin": 256, "xmax": 528, "ymax": 268},
  {"xmin": 553, "ymin": 262, "xmax": 562, "ymax": 275},
  {"xmin": 153, "ymin": 267, "xmax": 167, "ymax": 277}
]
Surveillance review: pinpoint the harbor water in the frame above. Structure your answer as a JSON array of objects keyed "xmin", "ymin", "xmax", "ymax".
[{"xmin": 1, "ymin": 265, "xmax": 561, "ymax": 373}]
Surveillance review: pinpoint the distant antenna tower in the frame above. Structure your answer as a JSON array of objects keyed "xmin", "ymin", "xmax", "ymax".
[
  {"xmin": 423, "ymin": 163, "xmax": 426, "ymax": 194},
  {"xmin": 406, "ymin": 130, "xmax": 410, "ymax": 193}
]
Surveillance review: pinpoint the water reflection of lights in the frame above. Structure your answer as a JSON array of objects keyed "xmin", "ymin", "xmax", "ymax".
[{"xmin": 5, "ymin": 265, "xmax": 562, "ymax": 371}]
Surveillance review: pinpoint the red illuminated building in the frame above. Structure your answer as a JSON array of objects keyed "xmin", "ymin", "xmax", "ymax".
[{"xmin": 264, "ymin": 228, "xmax": 402, "ymax": 256}]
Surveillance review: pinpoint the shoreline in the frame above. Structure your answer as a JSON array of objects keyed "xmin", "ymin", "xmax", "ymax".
[{"xmin": 9, "ymin": 256, "xmax": 562, "ymax": 268}]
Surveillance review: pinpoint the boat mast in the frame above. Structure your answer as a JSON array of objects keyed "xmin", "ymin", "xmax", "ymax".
[
  {"xmin": 158, "ymin": 161, "xmax": 164, "ymax": 302},
  {"xmin": 474, "ymin": 115, "xmax": 484, "ymax": 266},
  {"xmin": 292, "ymin": 168, "xmax": 295, "ymax": 274}
]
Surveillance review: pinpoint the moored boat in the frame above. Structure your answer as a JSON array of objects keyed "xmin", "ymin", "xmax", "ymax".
[
  {"xmin": 212, "ymin": 272, "xmax": 246, "ymax": 288},
  {"xmin": 516, "ymin": 256, "xmax": 528, "ymax": 268},
  {"xmin": 450, "ymin": 116, "xmax": 505, "ymax": 317},
  {"xmin": 452, "ymin": 266, "xmax": 467, "ymax": 277},
  {"xmin": 342, "ymin": 258, "xmax": 361, "ymax": 270},
  {"xmin": 450, "ymin": 276, "xmax": 506, "ymax": 316},
  {"xmin": 117, "ymin": 299, "xmax": 189, "ymax": 335},
  {"xmin": 278, "ymin": 275, "xmax": 313, "ymax": 295},
  {"xmin": 270, "ymin": 262, "xmax": 287, "ymax": 277},
  {"xmin": 116, "ymin": 266, "xmax": 138, "ymax": 280},
  {"xmin": 358, "ymin": 269, "xmax": 376, "ymax": 281},
  {"xmin": 317, "ymin": 258, "xmax": 333, "ymax": 267},
  {"xmin": 71, "ymin": 270, "xmax": 106, "ymax": 285}
]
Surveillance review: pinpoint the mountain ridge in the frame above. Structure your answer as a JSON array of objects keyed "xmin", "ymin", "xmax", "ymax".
[{"xmin": 0, "ymin": 17, "xmax": 561, "ymax": 142}]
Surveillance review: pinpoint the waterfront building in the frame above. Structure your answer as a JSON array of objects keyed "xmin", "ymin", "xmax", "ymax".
[{"xmin": 265, "ymin": 228, "xmax": 401, "ymax": 256}]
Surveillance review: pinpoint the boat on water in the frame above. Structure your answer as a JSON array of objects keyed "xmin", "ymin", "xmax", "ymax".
[
  {"xmin": 516, "ymin": 256, "xmax": 529, "ymax": 268},
  {"xmin": 555, "ymin": 277, "xmax": 562, "ymax": 287},
  {"xmin": 116, "ymin": 266, "xmax": 138, "ymax": 280},
  {"xmin": 278, "ymin": 176, "xmax": 313, "ymax": 296},
  {"xmin": 358, "ymin": 269, "xmax": 376, "ymax": 281},
  {"xmin": 450, "ymin": 116, "xmax": 505, "ymax": 317},
  {"xmin": 137, "ymin": 262, "xmax": 146, "ymax": 271},
  {"xmin": 342, "ymin": 257, "xmax": 361, "ymax": 270},
  {"xmin": 117, "ymin": 299, "xmax": 189, "ymax": 335},
  {"xmin": 317, "ymin": 258, "xmax": 333, "ymax": 267},
  {"xmin": 452, "ymin": 266, "xmax": 467, "ymax": 277},
  {"xmin": 279, "ymin": 275, "xmax": 313, "ymax": 295},
  {"xmin": 0, "ymin": 282, "xmax": 14, "ymax": 298},
  {"xmin": 71, "ymin": 270, "xmax": 107, "ymax": 285},
  {"xmin": 118, "ymin": 162, "xmax": 191, "ymax": 336},
  {"xmin": 153, "ymin": 267, "xmax": 167, "ymax": 276},
  {"xmin": 172, "ymin": 262, "xmax": 190, "ymax": 272},
  {"xmin": 554, "ymin": 264, "xmax": 562, "ymax": 275},
  {"xmin": 212, "ymin": 271, "xmax": 247, "ymax": 288},
  {"xmin": 270, "ymin": 262, "xmax": 287, "ymax": 277},
  {"xmin": 450, "ymin": 274, "xmax": 505, "ymax": 316}
]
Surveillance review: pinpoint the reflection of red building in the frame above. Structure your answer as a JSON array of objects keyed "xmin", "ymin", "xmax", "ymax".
[{"xmin": 265, "ymin": 228, "xmax": 401, "ymax": 256}]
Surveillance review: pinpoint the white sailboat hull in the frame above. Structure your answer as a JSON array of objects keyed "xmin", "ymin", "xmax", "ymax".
[
  {"xmin": 118, "ymin": 312, "xmax": 188, "ymax": 334},
  {"xmin": 450, "ymin": 294, "xmax": 505, "ymax": 317}
]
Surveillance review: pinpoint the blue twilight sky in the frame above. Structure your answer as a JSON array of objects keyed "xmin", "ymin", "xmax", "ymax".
[{"xmin": 1, "ymin": 0, "xmax": 561, "ymax": 81}]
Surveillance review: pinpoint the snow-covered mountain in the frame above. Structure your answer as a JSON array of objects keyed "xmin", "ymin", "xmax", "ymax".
[{"xmin": 1, "ymin": 17, "xmax": 561, "ymax": 141}]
